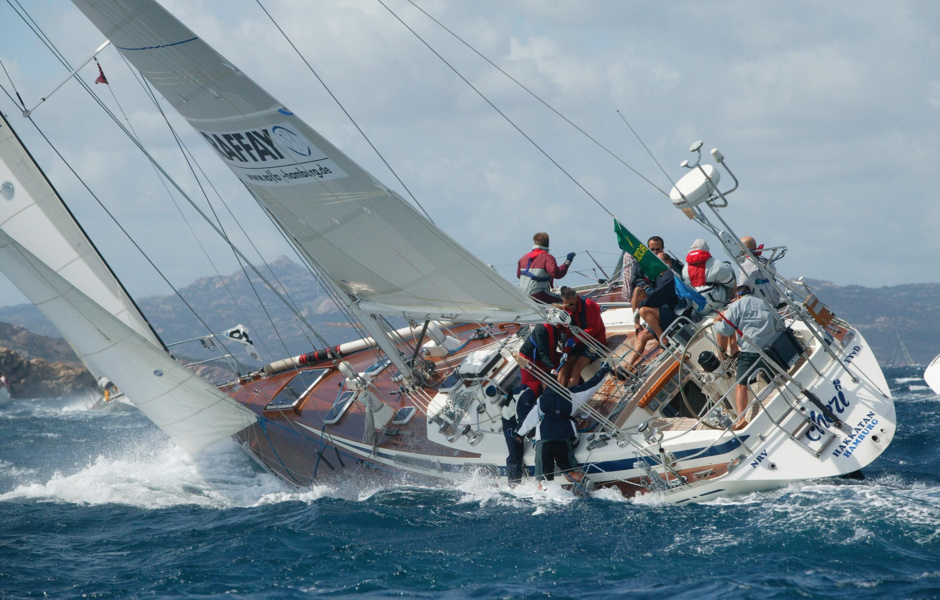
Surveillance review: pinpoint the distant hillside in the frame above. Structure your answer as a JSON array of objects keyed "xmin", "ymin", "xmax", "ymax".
[
  {"xmin": 0, "ymin": 256, "xmax": 354, "ymax": 367},
  {"xmin": 801, "ymin": 279, "xmax": 939, "ymax": 366},
  {"xmin": 0, "ymin": 259, "xmax": 935, "ymax": 367}
]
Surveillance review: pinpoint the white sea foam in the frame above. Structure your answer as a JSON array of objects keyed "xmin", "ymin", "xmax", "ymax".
[
  {"xmin": 0, "ymin": 459, "xmax": 37, "ymax": 477},
  {"xmin": 0, "ymin": 438, "xmax": 352, "ymax": 509}
]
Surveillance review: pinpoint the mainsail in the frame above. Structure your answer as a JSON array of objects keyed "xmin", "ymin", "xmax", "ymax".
[
  {"xmin": 71, "ymin": 0, "xmax": 549, "ymax": 325},
  {"xmin": 0, "ymin": 112, "xmax": 163, "ymax": 351},
  {"xmin": 0, "ymin": 229, "xmax": 257, "ymax": 453}
]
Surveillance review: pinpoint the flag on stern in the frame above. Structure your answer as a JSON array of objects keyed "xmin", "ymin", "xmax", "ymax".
[{"xmin": 613, "ymin": 219, "xmax": 667, "ymax": 281}]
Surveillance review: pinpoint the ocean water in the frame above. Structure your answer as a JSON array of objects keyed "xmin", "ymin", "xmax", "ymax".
[{"xmin": 1, "ymin": 368, "xmax": 938, "ymax": 599}]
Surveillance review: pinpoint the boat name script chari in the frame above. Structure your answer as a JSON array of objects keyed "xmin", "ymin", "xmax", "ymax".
[
  {"xmin": 197, "ymin": 123, "xmax": 347, "ymax": 186},
  {"xmin": 806, "ymin": 379, "xmax": 850, "ymax": 441}
]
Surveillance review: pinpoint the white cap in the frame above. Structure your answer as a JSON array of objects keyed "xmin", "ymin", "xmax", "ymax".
[{"xmin": 691, "ymin": 238, "xmax": 709, "ymax": 251}]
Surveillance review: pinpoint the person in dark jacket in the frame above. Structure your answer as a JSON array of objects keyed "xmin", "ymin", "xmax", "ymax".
[
  {"xmin": 627, "ymin": 252, "xmax": 680, "ymax": 369},
  {"xmin": 501, "ymin": 383, "xmax": 538, "ymax": 485},
  {"xmin": 517, "ymin": 232, "xmax": 574, "ymax": 304},
  {"xmin": 503, "ymin": 323, "xmax": 560, "ymax": 485},
  {"xmin": 517, "ymin": 363, "xmax": 611, "ymax": 487},
  {"xmin": 517, "ymin": 323, "xmax": 560, "ymax": 394}
]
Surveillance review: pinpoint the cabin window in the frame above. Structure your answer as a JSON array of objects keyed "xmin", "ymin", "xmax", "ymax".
[
  {"xmin": 323, "ymin": 391, "xmax": 356, "ymax": 424},
  {"xmin": 265, "ymin": 368, "xmax": 329, "ymax": 411},
  {"xmin": 365, "ymin": 357, "xmax": 391, "ymax": 376}
]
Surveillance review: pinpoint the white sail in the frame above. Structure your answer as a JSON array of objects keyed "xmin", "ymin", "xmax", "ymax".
[
  {"xmin": 71, "ymin": 0, "xmax": 549, "ymax": 325},
  {"xmin": 0, "ymin": 229, "xmax": 257, "ymax": 453},
  {"xmin": 0, "ymin": 112, "xmax": 163, "ymax": 351},
  {"xmin": 925, "ymin": 353, "xmax": 940, "ymax": 395}
]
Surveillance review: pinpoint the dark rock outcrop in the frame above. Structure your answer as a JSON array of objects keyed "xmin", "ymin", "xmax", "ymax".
[{"xmin": 0, "ymin": 347, "xmax": 96, "ymax": 399}]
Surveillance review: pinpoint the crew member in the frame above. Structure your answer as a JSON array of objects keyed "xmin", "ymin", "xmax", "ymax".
[
  {"xmin": 713, "ymin": 285, "xmax": 781, "ymax": 429},
  {"xmin": 737, "ymin": 236, "xmax": 781, "ymax": 308},
  {"xmin": 517, "ymin": 232, "xmax": 574, "ymax": 304},
  {"xmin": 682, "ymin": 239, "xmax": 735, "ymax": 315},
  {"xmin": 503, "ymin": 323, "xmax": 560, "ymax": 485},
  {"xmin": 557, "ymin": 287, "xmax": 607, "ymax": 386},
  {"xmin": 517, "ymin": 363, "xmax": 611, "ymax": 487}
]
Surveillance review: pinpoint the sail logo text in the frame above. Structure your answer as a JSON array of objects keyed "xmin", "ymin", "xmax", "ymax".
[
  {"xmin": 200, "ymin": 128, "xmax": 286, "ymax": 164},
  {"xmin": 197, "ymin": 123, "xmax": 347, "ymax": 186}
]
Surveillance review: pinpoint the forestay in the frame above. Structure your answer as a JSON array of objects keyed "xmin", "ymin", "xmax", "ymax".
[
  {"xmin": 0, "ymin": 112, "xmax": 163, "ymax": 351},
  {"xmin": 0, "ymin": 229, "xmax": 257, "ymax": 453},
  {"xmin": 72, "ymin": 0, "xmax": 549, "ymax": 325}
]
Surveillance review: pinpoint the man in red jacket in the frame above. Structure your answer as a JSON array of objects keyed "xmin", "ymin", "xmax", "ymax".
[
  {"xmin": 517, "ymin": 232, "xmax": 575, "ymax": 304},
  {"xmin": 557, "ymin": 287, "xmax": 607, "ymax": 386}
]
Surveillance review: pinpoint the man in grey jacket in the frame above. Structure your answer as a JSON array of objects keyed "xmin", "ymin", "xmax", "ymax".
[{"xmin": 713, "ymin": 285, "xmax": 781, "ymax": 429}]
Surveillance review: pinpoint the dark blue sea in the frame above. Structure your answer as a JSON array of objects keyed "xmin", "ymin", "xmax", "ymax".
[{"xmin": 1, "ymin": 367, "xmax": 938, "ymax": 599}]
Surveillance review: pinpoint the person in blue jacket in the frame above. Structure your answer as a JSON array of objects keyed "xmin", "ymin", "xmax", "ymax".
[{"xmin": 516, "ymin": 363, "xmax": 611, "ymax": 487}]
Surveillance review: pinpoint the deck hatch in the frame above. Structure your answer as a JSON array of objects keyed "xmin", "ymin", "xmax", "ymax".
[
  {"xmin": 264, "ymin": 368, "xmax": 329, "ymax": 411},
  {"xmin": 323, "ymin": 391, "xmax": 356, "ymax": 424}
]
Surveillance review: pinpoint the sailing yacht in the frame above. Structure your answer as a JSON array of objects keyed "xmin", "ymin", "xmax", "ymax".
[
  {"xmin": 884, "ymin": 331, "xmax": 919, "ymax": 368},
  {"xmin": 0, "ymin": 0, "xmax": 896, "ymax": 501}
]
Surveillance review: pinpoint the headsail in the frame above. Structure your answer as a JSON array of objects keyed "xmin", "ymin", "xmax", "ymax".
[
  {"xmin": 0, "ymin": 229, "xmax": 257, "ymax": 453},
  {"xmin": 0, "ymin": 111, "xmax": 163, "ymax": 351},
  {"xmin": 71, "ymin": 0, "xmax": 549, "ymax": 325}
]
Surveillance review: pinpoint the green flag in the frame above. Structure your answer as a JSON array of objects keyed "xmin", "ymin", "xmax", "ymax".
[{"xmin": 614, "ymin": 218, "xmax": 667, "ymax": 281}]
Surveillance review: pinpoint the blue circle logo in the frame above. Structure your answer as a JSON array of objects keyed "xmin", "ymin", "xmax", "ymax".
[{"xmin": 272, "ymin": 125, "xmax": 312, "ymax": 157}]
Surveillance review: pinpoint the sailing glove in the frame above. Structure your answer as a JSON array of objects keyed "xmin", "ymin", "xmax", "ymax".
[{"xmin": 566, "ymin": 252, "xmax": 576, "ymax": 263}]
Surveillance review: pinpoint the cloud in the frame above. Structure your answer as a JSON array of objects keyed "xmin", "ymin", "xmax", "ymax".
[{"xmin": 1, "ymin": 0, "xmax": 938, "ymax": 314}]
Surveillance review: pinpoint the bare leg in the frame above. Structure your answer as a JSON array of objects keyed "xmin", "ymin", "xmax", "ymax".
[
  {"xmin": 565, "ymin": 355, "xmax": 591, "ymax": 386},
  {"xmin": 733, "ymin": 383, "xmax": 749, "ymax": 429},
  {"xmin": 627, "ymin": 329, "xmax": 655, "ymax": 368},
  {"xmin": 717, "ymin": 334, "xmax": 739, "ymax": 357},
  {"xmin": 639, "ymin": 306, "xmax": 663, "ymax": 339},
  {"xmin": 557, "ymin": 361, "xmax": 572, "ymax": 385}
]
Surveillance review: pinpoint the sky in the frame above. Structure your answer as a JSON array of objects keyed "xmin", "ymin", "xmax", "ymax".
[{"xmin": 1, "ymin": 0, "xmax": 939, "ymax": 309}]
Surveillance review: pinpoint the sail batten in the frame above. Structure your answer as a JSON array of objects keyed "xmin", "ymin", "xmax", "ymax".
[{"xmin": 72, "ymin": 0, "xmax": 549, "ymax": 325}]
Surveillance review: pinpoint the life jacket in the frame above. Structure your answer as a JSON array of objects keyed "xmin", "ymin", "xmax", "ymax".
[
  {"xmin": 527, "ymin": 324, "xmax": 558, "ymax": 365},
  {"xmin": 538, "ymin": 389, "xmax": 576, "ymax": 440},
  {"xmin": 520, "ymin": 324, "xmax": 557, "ymax": 393},
  {"xmin": 566, "ymin": 297, "xmax": 607, "ymax": 346},
  {"xmin": 685, "ymin": 249, "xmax": 712, "ymax": 287},
  {"xmin": 519, "ymin": 249, "xmax": 551, "ymax": 282}
]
